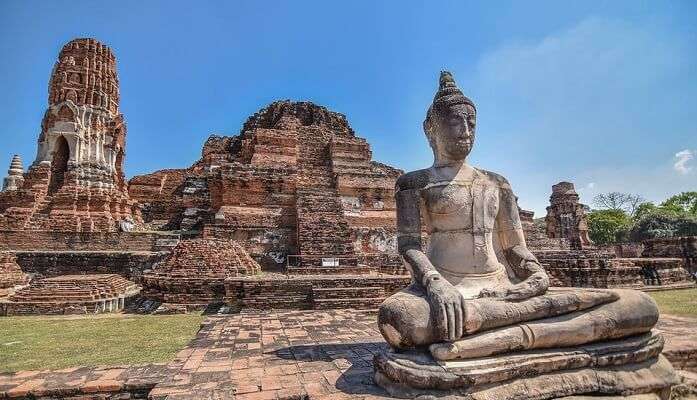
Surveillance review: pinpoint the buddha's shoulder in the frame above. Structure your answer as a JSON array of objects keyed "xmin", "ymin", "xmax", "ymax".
[
  {"xmin": 475, "ymin": 168, "xmax": 512, "ymax": 190},
  {"xmin": 395, "ymin": 169, "xmax": 431, "ymax": 191}
]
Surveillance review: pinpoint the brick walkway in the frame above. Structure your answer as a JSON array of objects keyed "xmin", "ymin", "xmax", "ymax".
[
  {"xmin": 1, "ymin": 311, "xmax": 696, "ymax": 399},
  {"xmin": 149, "ymin": 310, "xmax": 390, "ymax": 400},
  {"xmin": 0, "ymin": 364, "xmax": 169, "ymax": 399}
]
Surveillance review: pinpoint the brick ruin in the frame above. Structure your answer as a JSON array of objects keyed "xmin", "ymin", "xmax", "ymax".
[
  {"xmin": 1, "ymin": 274, "xmax": 140, "ymax": 316},
  {"xmin": 0, "ymin": 38, "xmax": 140, "ymax": 232},
  {"xmin": 545, "ymin": 181, "xmax": 592, "ymax": 249},
  {"xmin": 0, "ymin": 251, "xmax": 29, "ymax": 291},
  {"xmin": 521, "ymin": 183, "xmax": 696, "ymax": 290},
  {"xmin": 129, "ymin": 101, "xmax": 403, "ymax": 272},
  {"xmin": 141, "ymin": 239, "xmax": 261, "ymax": 309},
  {"xmin": 0, "ymin": 37, "xmax": 693, "ymax": 316}
]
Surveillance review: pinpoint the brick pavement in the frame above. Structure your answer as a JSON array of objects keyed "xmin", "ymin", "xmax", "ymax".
[
  {"xmin": 149, "ymin": 309, "xmax": 390, "ymax": 400},
  {"xmin": 0, "ymin": 364, "xmax": 168, "ymax": 399},
  {"xmin": 1, "ymin": 311, "xmax": 696, "ymax": 399}
]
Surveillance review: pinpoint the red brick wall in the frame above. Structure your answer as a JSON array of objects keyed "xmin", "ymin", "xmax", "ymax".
[{"xmin": 0, "ymin": 230, "xmax": 179, "ymax": 252}]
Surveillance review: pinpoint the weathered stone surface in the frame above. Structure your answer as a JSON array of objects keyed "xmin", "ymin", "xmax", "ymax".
[
  {"xmin": 375, "ymin": 356, "xmax": 677, "ymax": 399},
  {"xmin": 374, "ymin": 71, "xmax": 680, "ymax": 398},
  {"xmin": 0, "ymin": 38, "xmax": 140, "ymax": 232},
  {"xmin": 375, "ymin": 333, "xmax": 671, "ymax": 391},
  {"xmin": 1, "ymin": 274, "xmax": 140, "ymax": 315}
]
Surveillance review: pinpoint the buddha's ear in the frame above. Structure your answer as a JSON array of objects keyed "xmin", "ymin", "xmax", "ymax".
[{"xmin": 423, "ymin": 106, "xmax": 437, "ymax": 147}]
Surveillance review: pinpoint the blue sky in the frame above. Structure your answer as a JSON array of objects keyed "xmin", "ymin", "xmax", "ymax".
[{"xmin": 1, "ymin": 1, "xmax": 695, "ymax": 215}]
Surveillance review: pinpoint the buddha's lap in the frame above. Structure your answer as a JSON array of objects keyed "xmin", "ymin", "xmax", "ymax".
[{"xmin": 377, "ymin": 284, "xmax": 658, "ymax": 349}]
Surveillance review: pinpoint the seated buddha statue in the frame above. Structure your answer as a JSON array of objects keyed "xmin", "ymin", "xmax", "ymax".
[{"xmin": 377, "ymin": 71, "xmax": 666, "ymax": 364}]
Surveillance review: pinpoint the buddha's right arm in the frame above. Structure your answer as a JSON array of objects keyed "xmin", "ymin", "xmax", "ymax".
[
  {"xmin": 397, "ymin": 186, "xmax": 466, "ymax": 340},
  {"xmin": 395, "ymin": 187, "xmax": 438, "ymax": 288}
]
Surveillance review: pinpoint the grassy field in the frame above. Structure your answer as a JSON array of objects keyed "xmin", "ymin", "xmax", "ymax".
[
  {"xmin": 0, "ymin": 313, "xmax": 205, "ymax": 372},
  {"xmin": 648, "ymin": 288, "xmax": 697, "ymax": 318}
]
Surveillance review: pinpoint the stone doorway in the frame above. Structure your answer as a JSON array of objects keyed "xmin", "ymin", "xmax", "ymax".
[{"xmin": 48, "ymin": 136, "xmax": 70, "ymax": 195}]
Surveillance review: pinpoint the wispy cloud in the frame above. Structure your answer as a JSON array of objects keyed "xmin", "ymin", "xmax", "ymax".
[
  {"xmin": 577, "ymin": 182, "xmax": 596, "ymax": 192},
  {"xmin": 473, "ymin": 17, "xmax": 696, "ymax": 216},
  {"xmin": 673, "ymin": 149, "xmax": 694, "ymax": 174}
]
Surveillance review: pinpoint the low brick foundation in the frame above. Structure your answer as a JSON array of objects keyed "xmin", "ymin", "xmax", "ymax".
[
  {"xmin": 537, "ymin": 248, "xmax": 694, "ymax": 289},
  {"xmin": 225, "ymin": 274, "xmax": 411, "ymax": 310},
  {"xmin": 0, "ymin": 230, "xmax": 182, "ymax": 252},
  {"xmin": 1, "ymin": 274, "xmax": 141, "ymax": 316},
  {"xmin": 15, "ymin": 251, "xmax": 164, "ymax": 282}
]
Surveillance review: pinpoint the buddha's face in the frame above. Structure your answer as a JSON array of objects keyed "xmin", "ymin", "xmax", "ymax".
[{"xmin": 431, "ymin": 103, "xmax": 476, "ymax": 161}]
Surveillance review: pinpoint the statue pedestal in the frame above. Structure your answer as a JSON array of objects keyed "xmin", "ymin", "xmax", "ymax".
[{"xmin": 374, "ymin": 332, "xmax": 678, "ymax": 399}]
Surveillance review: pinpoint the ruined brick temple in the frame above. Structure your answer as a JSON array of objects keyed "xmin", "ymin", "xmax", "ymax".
[
  {"xmin": 520, "ymin": 182, "xmax": 695, "ymax": 290},
  {"xmin": 0, "ymin": 38, "xmax": 139, "ymax": 232},
  {"xmin": 545, "ymin": 181, "xmax": 592, "ymax": 249},
  {"xmin": 129, "ymin": 101, "xmax": 403, "ymax": 272},
  {"xmin": 0, "ymin": 38, "xmax": 694, "ymax": 316}
]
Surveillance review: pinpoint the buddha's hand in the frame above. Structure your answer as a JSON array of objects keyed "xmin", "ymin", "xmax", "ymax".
[
  {"xmin": 425, "ymin": 275, "xmax": 466, "ymax": 341},
  {"xmin": 479, "ymin": 263, "xmax": 548, "ymax": 301}
]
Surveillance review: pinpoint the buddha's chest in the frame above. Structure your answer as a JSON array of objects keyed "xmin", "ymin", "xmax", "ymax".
[{"xmin": 423, "ymin": 182, "xmax": 500, "ymax": 231}]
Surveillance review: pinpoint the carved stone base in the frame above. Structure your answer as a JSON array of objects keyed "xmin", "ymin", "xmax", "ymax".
[{"xmin": 374, "ymin": 332, "xmax": 679, "ymax": 399}]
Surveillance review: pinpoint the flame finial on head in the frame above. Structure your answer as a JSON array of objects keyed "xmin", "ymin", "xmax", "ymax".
[{"xmin": 432, "ymin": 71, "xmax": 475, "ymax": 110}]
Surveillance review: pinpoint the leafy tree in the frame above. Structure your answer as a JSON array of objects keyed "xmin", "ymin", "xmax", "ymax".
[
  {"xmin": 592, "ymin": 192, "xmax": 645, "ymax": 217},
  {"xmin": 633, "ymin": 202, "xmax": 658, "ymax": 221},
  {"xmin": 660, "ymin": 191, "xmax": 697, "ymax": 216},
  {"xmin": 588, "ymin": 209, "xmax": 631, "ymax": 245},
  {"xmin": 629, "ymin": 209, "xmax": 697, "ymax": 241}
]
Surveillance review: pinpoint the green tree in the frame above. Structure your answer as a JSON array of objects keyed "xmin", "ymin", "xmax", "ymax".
[
  {"xmin": 629, "ymin": 209, "xmax": 697, "ymax": 241},
  {"xmin": 633, "ymin": 202, "xmax": 658, "ymax": 221},
  {"xmin": 660, "ymin": 191, "xmax": 697, "ymax": 216},
  {"xmin": 587, "ymin": 209, "xmax": 631, "ymax": 245}
]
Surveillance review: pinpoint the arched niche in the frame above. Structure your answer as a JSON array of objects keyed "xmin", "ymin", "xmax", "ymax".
[
  {"xmin": 48, "ymin": 136, "xmax": 70, "ymax": 195},
  {"xmin": 57, "ymin": 105, "xmax": 74, "ymax": 121}
]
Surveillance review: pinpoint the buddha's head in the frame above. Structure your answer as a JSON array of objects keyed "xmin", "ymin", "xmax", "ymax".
[{"xmin": 424, "ymin": 71, "xmax": 476, "ymax": 164}]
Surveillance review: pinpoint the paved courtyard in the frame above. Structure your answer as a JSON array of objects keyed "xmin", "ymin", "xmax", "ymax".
[{"xmin": 1, "ymin": 310, "xmax": 696, "ymax": 399}]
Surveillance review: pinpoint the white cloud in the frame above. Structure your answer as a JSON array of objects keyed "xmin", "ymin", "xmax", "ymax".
[
  {"xmin": 471, "ymin": 17, "xmax": 695, "ymax": 216},
  {"xmin": 576, "ymin": 182, "xmax": 596, "ymax": 193},
  {"xmin": 673, "ymin": 149, "xmax": 694, "ymax": 174}
]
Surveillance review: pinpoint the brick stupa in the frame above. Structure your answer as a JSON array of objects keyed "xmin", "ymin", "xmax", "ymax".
[
  {"xmin": 141, "ymin": 239, "xmax": 261, "ymax": 307},
  {"xmin": 129, "ymin": 101, "xmax": 403, "ymax": 272},
  {"xmin": 0, "ymin": 38, "xmax": 140, "ymax": 232}
]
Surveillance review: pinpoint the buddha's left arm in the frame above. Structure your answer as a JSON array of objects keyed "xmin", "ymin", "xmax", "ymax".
[{"xmin": 495, "ymin": 186, "xmax": 549, "ymax": 300}]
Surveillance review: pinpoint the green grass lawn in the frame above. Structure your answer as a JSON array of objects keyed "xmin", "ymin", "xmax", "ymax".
[
  {"xmin": 648, "ymin": 288, "xmax": 697, "ymax": 318},
  {"xmin": 0, "ymin": 313, "xmax": 205, "ymax": 372}
]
